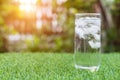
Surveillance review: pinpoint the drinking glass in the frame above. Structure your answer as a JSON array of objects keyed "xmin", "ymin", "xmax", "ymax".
[{"xmin": 74, "ymin": 13, "xmax": 101, "ymax": 72}]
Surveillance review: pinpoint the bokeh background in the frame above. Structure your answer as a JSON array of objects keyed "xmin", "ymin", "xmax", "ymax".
[{"xmin": 0, "ymin": 0, "xmax": 120, "ymax": 53}]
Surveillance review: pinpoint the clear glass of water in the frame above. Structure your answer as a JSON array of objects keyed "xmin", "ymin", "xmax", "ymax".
[{"xmin": 74, "ymin": 13, "xmax": 101, "ymax": 72}]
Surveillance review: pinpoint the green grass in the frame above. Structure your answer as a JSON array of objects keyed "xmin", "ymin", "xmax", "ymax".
[{"xmin": 0, "ymin": 52, "xmax": 120, "ymax": 80}]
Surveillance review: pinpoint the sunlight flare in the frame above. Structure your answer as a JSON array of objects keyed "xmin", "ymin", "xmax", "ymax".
[{"xmin": 19, "ymin": 0, "xmax": 37, "ymax": 12}]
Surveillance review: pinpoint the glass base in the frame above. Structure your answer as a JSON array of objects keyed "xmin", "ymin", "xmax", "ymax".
[{"xmin": 75, "ymin": 64, "xmax": 100, "ymax": 72}]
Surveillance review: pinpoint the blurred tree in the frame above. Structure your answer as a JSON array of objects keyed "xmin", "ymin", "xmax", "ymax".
[{"xmin": 100, "ymin": 0, "xmax": 120, "ymax": 52}]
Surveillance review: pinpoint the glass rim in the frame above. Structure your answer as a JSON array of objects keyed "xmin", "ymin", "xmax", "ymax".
[{"xmin": 75, "ymin": 13, "xmax": 101, "ymax": 16}]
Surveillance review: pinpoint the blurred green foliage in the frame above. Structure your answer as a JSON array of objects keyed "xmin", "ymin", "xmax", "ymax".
[
  {"xmin": 0, "ymin": 0, "xmax": 120, "ymax": 52},
  {"xmin": 0, "ymin": 0, "xmax": 95, "ymax": 52}
]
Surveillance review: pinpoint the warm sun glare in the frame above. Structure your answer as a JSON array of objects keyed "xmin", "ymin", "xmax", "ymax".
[
  {"xmin": 19, "ymin": 0, "xmax": 37, "ymax": 4},
  {"xmin": 20, "ymin": 4, "xmax": 36, "ymax": 12},
  {"xmin": 19, "ymin": 0, "xmax": 37, "ymax": 12}
]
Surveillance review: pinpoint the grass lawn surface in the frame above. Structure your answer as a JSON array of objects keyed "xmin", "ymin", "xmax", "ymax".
[{"xmin": 0, "ymin": 52, "xmax": 120, "ymax": 80}]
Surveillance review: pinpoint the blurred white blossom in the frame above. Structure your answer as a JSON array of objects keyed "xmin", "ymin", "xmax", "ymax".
[{"xmin": 75, "ymin": 17, "xmax": 101, "ymax": 49}]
